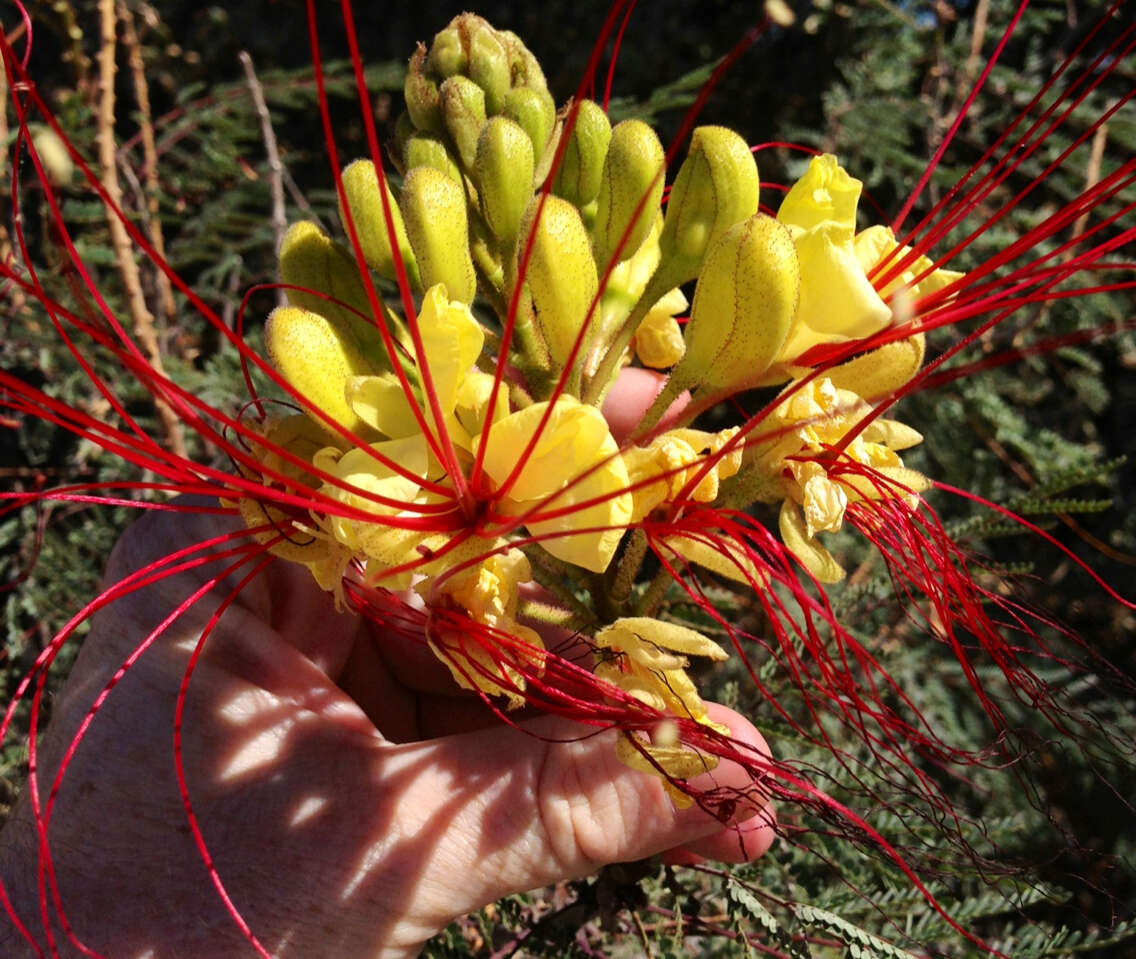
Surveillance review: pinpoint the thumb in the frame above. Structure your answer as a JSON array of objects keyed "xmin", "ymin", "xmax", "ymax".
[{"xmin": 391, "ymin": 703, "xmax": 774, "ymax": 932}]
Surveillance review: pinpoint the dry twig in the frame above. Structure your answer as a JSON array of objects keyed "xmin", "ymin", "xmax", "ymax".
[
  {"xmin": 117, "ymin": 0, "xmax": 177, "ymax": 326},
  {"xmin": 96, "ymin": 0, "xmax": 186, "ymax": 458},
  {"xmin": 239, "ymin": 50, "xmax": 287, "ymax": 307}
]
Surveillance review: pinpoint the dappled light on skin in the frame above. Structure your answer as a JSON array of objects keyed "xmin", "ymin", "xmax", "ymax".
[{"xmin": 1, "ymin": 0, "xmax": 1135, "ymax": 955}]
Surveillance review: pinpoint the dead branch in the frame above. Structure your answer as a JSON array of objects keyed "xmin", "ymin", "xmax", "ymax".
[
  {"xmin": 239, "ymin": 50, "xmax": 287, "ymax": 307},
  {"xmin": 96, "ymin": 0, "xmax": 186, "ymax": 458}
]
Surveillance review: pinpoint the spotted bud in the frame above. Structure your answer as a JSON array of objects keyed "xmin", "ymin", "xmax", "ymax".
[
  {"xmin": 427, "ymin": 23, "xmax": 467, "ymax": 78},
  {"xmin": 824, "ymin": 333, "xmax": 926, "ymax": 400},
  {"xmin": 265, "ymin": 305, "xmax": 371, "ymax": 435},
  {"xmin": 401, "ymin": 166, "xmax": 476, "ymax": 304},
  {"xmin": 467, "ymin": 19, "xmax": 510, "ymax": 115},
  {"xmin": 658, "ymin": 126, "xmax": 760, "ymax": 287},
  {"xmin": 339, "ymin": 160, "xmax": 420, "ymax": 288},
  {"xmin": 592, "ymin": 119, "xmax": 665, "ymax": 269},
  {"xmin": 476, "ymin": 117, "xmax": 535, "ymax": 248},
  {"xmin": 673, "ymin": 213, "xmax": 799, "ymax": 393},
  {"xmin": 504, "ymin": 86, "xmax": 556, "ymax": 168},
  {"xmin": 404, "ymin": 134, "xmax": 463, "ymax": 184},
  {"xmin": 278, "ymin": 221, "xmax": 388, "ymax": 369},
  {"xmin": 553, "ymin": 99, "xmax": 612, "ymax": 209},
  {"xmin": 440, "ymin": 74, "xmax": 487, "ymax": 172},
  {"xmin": 404, "ymin": 45, "xmax": 443, "ymax": 134},
  {"xmin": 517, "ymin": 195, "xmax": 599, "ymax": 373},
  {"xmin": 498, "ymin": 28, "xmax": 548, "ymax": 93}
]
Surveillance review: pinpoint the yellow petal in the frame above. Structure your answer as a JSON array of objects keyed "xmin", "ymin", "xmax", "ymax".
[
  {"xmin": 661, "ymin": 531, "xmax": 767, "ymax": 586},
  {"xmin": 777, "ymin": 154, "xmax": 862, "ymax": 238},
  {"xmin": 778, "ymin": 221, "xmax": 892, "ymax": 361},
  {"xmin": 778, "ymin": 500, "xmax": 845, "ymax": 584},
  {"xmin": 479, "ymin": 397, "xmax": 632, "ymax": 572},
  {"xmin": 601, "ymin": 617, "xmax": 728, "ymax": 661}
]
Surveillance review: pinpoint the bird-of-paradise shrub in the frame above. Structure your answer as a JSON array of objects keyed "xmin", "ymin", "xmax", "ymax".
[{"xmin": 2, "ymin": 0, "xmax": 1134, "ymax": 954}]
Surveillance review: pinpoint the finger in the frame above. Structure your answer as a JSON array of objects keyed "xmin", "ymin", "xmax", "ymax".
[
  {"xmin": 664, "ymin": 703, "xmax": 777, "ymax": 864},
  {"xmin": 602, "ymin": 367, "xmax": 690, "ymax": 444},
  {"xmin": 387, "ymin": 703, "xmax": 772, "ymax": 935}
]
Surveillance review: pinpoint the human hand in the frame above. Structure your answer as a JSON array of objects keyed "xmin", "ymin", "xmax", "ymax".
[{"xmin": 0, "ymin": 516, "xmax": 774, "ymax": 958}]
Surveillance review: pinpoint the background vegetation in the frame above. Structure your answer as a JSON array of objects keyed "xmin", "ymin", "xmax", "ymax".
[{"xmin": 2, "ymin": 0, "xmax": 1134, "ymax": 955}]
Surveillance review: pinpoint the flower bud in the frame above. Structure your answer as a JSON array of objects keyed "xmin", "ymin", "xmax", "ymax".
[
  {"xmin": 504, "ymin": 86, "xmax": 556, "ymax": 167},
  {"xmin": 401, "ymin": 166, "xmax": 476, "ymax": 305},
  {"xmin": 657, "ymin": 126, "xmax": 760, "ymax": 286},
  {"xmin": 440, "ymin": 74, "xmax": 487, "ymax": 172},
  {"xmin": 427, "ymin": 23, "xmax": 467, "ymax": 78},
  {"xmin": 673, "ymin": 213, "xmax": 798, "ymax": 392},
  {"xmin": 339, "ymin": 159, "xmax": 420, "ymax": 287},
  {"xmin": 278, "ymin": 220, "xmax": 388, "ymax": 366},
  {"xmin": 475, "ymin": 117, "xmax": 535, "ymax": 248},
  {"xmin": 498, "ymin": 28, "xmax": 548, "ymax": 93},
  {"xmin": 403, "ymin": 134, "xmax": 463, "ymax": 184},
  {"xmin": 552, "ymin": 99, "xmax": 612, "ymax": 209},
  {"xmin": 592, "ymin": 119, "xmax": 665, "ymax": 269},
  {"xmin": 467, "ymin": 20, "xmax": 510, "ymax": 115},
  {"xmin": 404, "ymin": 45, "xmax": 443, "ymax": 134},
  {"xmin": 517, "ymin": 195, "xmax": 599, "ymax": 373},
  {"xmin": 265, "ymin": 305, "xmax": 371, "ymax": 435}
]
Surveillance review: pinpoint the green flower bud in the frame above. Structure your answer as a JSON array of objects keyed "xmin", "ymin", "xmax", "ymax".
[
  {"xmin": 498, "ymin": 28, "xmax": 548, "ymax": 93},
  {"xmin": 404, "ymin": 45, "xmax": 443, "ymax": 134},
  {"xmin": 278, "ymin": 220, "xmax": 388, "ymax": 369},
  {"xmin": 592, "ymin": 119, "xmax": 665, "ymax": 269},
  {"xmin": 265, "ymin": 305, "xmax": 371, "ymax": 435},
  {"xmin": 404, "ymin": 134, "xmax": 463, "ymax": 185},
  {"xmin": 504, "ymin": 86, "xmax": 556, "ymax": 168},
  {"xmin": 673, "ymin": 213, "xmax": 799, "ymax": 393},
  {"xmin": 517, "ymin": 195, "xmax": 599, "ymax": 374},
  {"xmin": 427, "ymin": 23, "xmax": 467, "ymax": 78},
  {"xmin": 467, "ymin": 20, "xmax": 510, "ymax": 115},
  {"xmin": 339, "ymin": 160, "xmax": 420, "ymax": 288},
  {"xmin": 552, "ymin": 99, "xmax": 612, "ymax": 209},
  {"xmin": 476, "ymin": 117, "xmax": 535, "ymax": 248},
  {"xmin": 401, "ymin": 166, "xmax": 476, "ymax": 305},
  {"xmin": 658, "ymin": 126, "xmax": 760, "ymax": 287},
  {"xmin": 440, "ymin": 74, "xmax": 487, "ymax": 172}
]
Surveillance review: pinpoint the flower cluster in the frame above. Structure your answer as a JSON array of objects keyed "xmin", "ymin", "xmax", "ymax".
[{"xmin": 239, "ymin": 13, "xmax": 966, "ymax": 796}]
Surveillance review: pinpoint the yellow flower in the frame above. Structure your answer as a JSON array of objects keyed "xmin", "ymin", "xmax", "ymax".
[
  {"xmin": 428, "ymin": 548, "xmax": 546, "ymax": 709},
  {"xmin": 477, "ymin": 395, "xmax": 633, "ymax": 572},
  {"xmin": 757, "ymin": 377, "xmax": 931, "ymax": 582},
  {"xmin": 623, "ymin": 427, "xmax": 742, "ymax": 522},
  {"xmin": 853, "ymin": 224, "xmax": 965, "ymax": 310},
  {"xmin": 774, "ymin": 156, "xmax": 966, "ymax": 366},
  {"xmin": 595, "ymin": 617, "xmax": 729, "ymax": 806},
  {"xmin": 775, "ymin": 155, "xmax": 891, "ymax": 362},
  {"xmin": 632, "ymin": 288, "xmax": 687, "ymax": 369}
]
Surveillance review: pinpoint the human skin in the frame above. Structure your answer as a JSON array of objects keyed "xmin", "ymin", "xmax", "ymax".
[{"xmin": 0, "ymin": 375, "xmax": 775, "ymax": 958}]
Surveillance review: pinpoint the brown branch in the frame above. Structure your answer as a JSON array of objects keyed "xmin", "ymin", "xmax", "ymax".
[
  {"xmin": 96, "ymin": 0, "xmax": 186, "ymax": 458},
  {"xmin": 239, "ymin": 50, "xmax": 287, "ymax": 307},
  {"xmin": 1070, "ymin": 121, "xmax": 1108, "ymax": 245},
  {"xmin": 117, "ymin": 0, "xmax": 177, "ymax": 327},
  {"xmin": 962, "ymin": 0, "xmax": 990, "ymax": 93}
]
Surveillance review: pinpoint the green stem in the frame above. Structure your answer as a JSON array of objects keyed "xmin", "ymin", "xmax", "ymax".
[
  {"xmin": 635, "ymin": 565, "xmax": 675, "ymax": 618},
  {"xmin": 608, "ymin": 528, "xmax": 649, "ymax": 607},
  {"xmin": 581, "ymin": 267, "xmax": 673, "ymax": 407}
]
